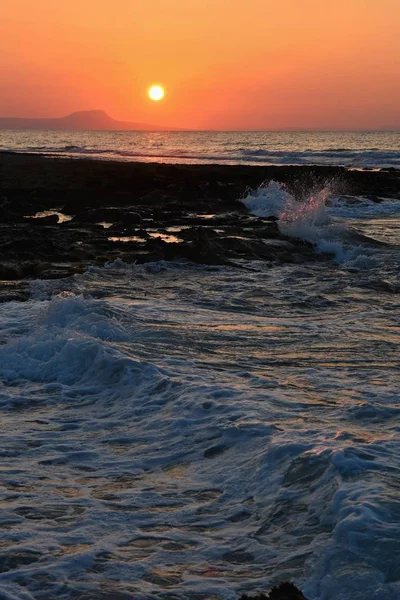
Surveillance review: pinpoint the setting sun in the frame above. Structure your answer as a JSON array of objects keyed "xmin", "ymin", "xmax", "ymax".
[{"xmin": 148, "ymin": 85, "xmax": 165, "ymax": 102}]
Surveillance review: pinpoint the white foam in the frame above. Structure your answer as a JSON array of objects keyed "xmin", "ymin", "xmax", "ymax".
[
  {"xmin": 0, "ymin": 292, "xmax": 159, "ymax": 394},
  {"xmin": 0, "ymin": 261, "xmax": 399, "ymax": 599},
  {"xmin": 242, "ymin": 181, "xmax": 399, "ymax": 267}
]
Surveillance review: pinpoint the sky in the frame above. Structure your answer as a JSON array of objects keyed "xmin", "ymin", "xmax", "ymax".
[{"xmin": 0, "ymin": 0, "xmax": 399, "ymax": 130}]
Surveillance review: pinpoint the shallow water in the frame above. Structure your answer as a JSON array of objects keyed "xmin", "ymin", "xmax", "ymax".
[{"xmin": 0, "ymin": 190, "xmax": 399, "ymax": 600}]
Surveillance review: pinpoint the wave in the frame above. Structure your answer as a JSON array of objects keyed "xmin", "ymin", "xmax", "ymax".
[
  {"xmin": 4, "ymin": 144, "xmax": 400, "ymax": 168},
  {"xmin": 239, "ymin": 148, "xmax": 400, "ymax": 167},
  {"xmin": 241, "ymin": 147, "xmax": 384, "ymax": 156},
  {"xmin": 0, "ymin": 259, "xmax": 399, "ymax": 599},
  {"xmin": 241, "ymin": 181, "xmax": 399, "ymax": 267},
  {"xmin": 0, "ymin": 292, "xmax": 164, "ymax": 401}
]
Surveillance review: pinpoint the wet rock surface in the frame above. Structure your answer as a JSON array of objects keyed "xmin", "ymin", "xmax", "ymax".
[{"xmin": 1, "ymin": 152, "xmax": 400, "ymax": 301}]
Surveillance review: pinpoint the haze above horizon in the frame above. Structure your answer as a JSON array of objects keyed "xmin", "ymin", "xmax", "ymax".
[
  {"xmin": 1, "ymin": 1, "xmax": 399, "ymax": 131},
  {"xmin": 0, "ymin": 110, "xmax": 398, "ymax": 132}
]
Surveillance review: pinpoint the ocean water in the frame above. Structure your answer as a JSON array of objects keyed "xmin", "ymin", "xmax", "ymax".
[
  {"xmin": 1, "ymin": 180, "xmax": 399, "ymax": 600},
  {"xmin": 0, "ymin": 129, "xmax": 400, "ymax": 168}
]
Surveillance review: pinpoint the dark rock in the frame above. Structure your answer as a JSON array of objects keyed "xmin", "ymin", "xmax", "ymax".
[
  {"xmin": 0, "ymin": 281, "xmax": 30, "ymax": 302},
  {"xmin": 28, "ymin": 214, "xmax": 59, "ymax": 225},
  {"xmin": 0, "ymin": 262, "xmax": 22, "ymax": 279},
  {"xmin": 1, "ymin": 153, "xmax": 399, "ymax": 300},
  {"xmin": 269, "ymin": 582, "xmax": 308, "ymax": 600},
  {"xmin": 239, "ymin": 581, "xmax": 308, "ymax": 600}
]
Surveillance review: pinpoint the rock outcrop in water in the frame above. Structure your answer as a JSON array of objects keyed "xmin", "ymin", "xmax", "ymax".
[
  {"xmin": 239, "ymin": 582, "xmax": 308, "ymax": 599},
  {"xmin": 1, "ymin": 151, "xmax": 400, "ymax": 302}
]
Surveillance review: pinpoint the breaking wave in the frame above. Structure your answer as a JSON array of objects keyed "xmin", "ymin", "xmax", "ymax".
[
  {"xmin": 0, "ymin": 246, "xmax": 399, "ymax": 599},
  {"xmin": 242, "ymin": 181, "xmax": 400, "ymax": 267}
]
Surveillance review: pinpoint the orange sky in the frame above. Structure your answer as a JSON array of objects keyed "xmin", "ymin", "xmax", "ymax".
[{"xmin": 0, "ymin": 0, "xmax": 399, "ymax": 130}]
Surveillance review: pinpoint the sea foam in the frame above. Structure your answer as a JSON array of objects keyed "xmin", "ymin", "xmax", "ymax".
[
  {"xmin": 241, "ymin": 181, "xmax": 393, "ymax": 267},
  {"xmin": 0, "ymin": 256, "xmax": 399, "ymax": 599}
]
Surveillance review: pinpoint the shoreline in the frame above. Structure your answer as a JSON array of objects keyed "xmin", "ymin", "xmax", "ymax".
[
  {"xmin": 2, "ymin": 149, "xmax": 400, "ymax": 185},
  {"xmin": 1, "ymin": 147, "xmax": 400, "ymax": 171},
  {"xmin": 1, "ymin": 152, "xmax": 400, "ymax": 302}
]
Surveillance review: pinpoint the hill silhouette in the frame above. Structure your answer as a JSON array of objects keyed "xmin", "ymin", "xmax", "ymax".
[{"xmin": 0, "ymin": 110, "xmax": 177, "ymax": 131}]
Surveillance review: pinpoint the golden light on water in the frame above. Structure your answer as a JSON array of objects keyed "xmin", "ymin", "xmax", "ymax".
[{"xmin": 148, "ymin": 85, "xmax": 165, "ymax": 101}]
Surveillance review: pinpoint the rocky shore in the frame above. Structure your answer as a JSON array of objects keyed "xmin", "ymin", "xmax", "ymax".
[{"xmin": 1, "ymin": 152, "xmax": 399, "ymax": 302}]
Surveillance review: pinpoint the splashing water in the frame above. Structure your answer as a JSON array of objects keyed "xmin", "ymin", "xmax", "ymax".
[
  {"xmin": 279, "ymin": 186, "xmax": 331, "ymax": 239},
  {"xmin": 242, "ymin": 181, "xmax": 331, "ymax": 237},
  {"xmin": 241, "ymin": 180, "xmax": 291, "ymax": 218},
  {"xmin": 242, "ymin": 181, "xmax": 377, "ymax": 265}
]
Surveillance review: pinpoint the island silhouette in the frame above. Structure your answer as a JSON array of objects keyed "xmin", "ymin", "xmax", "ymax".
[{"xmin": 0, "ymin": 110, "xmax": 178, "ymax": 131}]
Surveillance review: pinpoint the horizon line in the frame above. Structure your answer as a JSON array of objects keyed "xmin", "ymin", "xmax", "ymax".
[
  {"xmin": 0, "ymin": 111, "xmax": 398, "ymax": 133},
  {"xmin": 0, "ymin": 127, "xmax": 399, "ymax": 133}
]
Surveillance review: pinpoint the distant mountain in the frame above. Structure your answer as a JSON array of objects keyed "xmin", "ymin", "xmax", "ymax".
[{"xmin": 0, "ymin": 110, "xmax": 178, "ymax": 131}]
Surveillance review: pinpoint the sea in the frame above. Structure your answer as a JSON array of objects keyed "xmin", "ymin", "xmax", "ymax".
[
  {"xmin": 0, "ymin": 129, "xmax": 400, "ymax": 168},
  {"xmin": 0, "ymin": 130, "xmax": 399, "ymax": 600}
]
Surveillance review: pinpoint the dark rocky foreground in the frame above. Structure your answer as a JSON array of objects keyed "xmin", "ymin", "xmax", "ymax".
[{"xmin": 1, "ymin": 151, "xmax": 400, "ymax": 302}]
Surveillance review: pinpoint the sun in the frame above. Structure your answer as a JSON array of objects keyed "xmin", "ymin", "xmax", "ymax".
[{"xmin": 148, "ymin": 85, "xmax": 165, "ymax": 101}]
